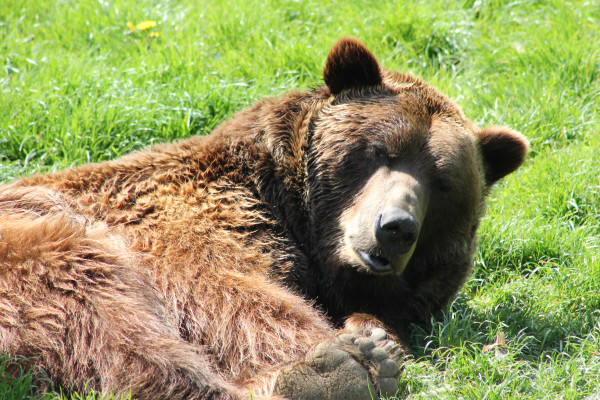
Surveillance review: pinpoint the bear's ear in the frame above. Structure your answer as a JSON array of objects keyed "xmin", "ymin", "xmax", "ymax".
[
  {"xmin": 323, "ymin": 38, "xmax": 382, "ymax": 95},
  {"xmin": 477, "ymin": 126, "xmax": 529, "ymax": 186}
]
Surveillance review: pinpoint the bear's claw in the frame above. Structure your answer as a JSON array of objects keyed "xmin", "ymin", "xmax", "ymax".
[{"xmin": 273, "ymin": 328, "xmax": 404, "ymax": 400}]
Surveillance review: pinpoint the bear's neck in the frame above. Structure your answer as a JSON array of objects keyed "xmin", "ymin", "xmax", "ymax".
[{"xmin": 212, "ymin": 93, "xmax": 329, "ymax": 261}]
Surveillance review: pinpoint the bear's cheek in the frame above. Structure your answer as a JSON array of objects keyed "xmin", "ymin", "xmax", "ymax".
[
  {"xmin": 416, "ymin": 171, "xmax": 484, "ymax": 254},
  {"xmin": 416, "ymin": 132, "xmax": 484, "ymax": 251},
  {"xmin": 338, "ymin": 166, "xmax": 429, "ymax": 275}
]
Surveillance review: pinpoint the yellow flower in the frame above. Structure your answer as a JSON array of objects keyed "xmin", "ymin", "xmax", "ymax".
[
  {"xmin": 126, "ymin": 21, "xmax": 134, "ymax": 30},
  {"xmin": 135, "ymin": 20, "xmax": 157, "ymax": 30},
  {"xmin": 150, "ymin": 32, "xmax": 160, "ymax": 38}
]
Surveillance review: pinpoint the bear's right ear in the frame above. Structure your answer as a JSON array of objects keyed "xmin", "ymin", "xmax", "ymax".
[
  {"xmin": 477, "ymin": 126, "xmax": 529, "ymax": 186},
  {"xmin": 323, "ymin": 38, "xmax": 382, "ymax": 95}
]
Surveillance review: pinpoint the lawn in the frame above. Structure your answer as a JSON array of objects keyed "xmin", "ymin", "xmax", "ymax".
[{"xmin": 1, "ymin": 0, "xmax": 599, "ymax": 399}]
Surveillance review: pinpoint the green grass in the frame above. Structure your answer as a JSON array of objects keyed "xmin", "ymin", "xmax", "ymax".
[{"xmin": 1, "ymin": 0, "xmax": 599, "ymax": 398}]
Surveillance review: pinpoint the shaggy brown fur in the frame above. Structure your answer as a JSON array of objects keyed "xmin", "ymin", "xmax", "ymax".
[{"xmin": 0, "ymin": 38, "xmax": 528, "ymax": 399}]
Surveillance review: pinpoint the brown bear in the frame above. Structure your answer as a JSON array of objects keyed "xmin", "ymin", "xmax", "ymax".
[{"xmin": 0, "ymin": 38, "xmax": 528, "ymax": 400}]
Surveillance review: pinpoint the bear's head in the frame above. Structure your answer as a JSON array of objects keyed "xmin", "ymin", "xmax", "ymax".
[
  {"xmin": 256, "ymin": 38, "xmax": 527, "ymax": 319},
  {"xmin": 303, "ymin": 39, "xmax": 528, "ymax": 283}
]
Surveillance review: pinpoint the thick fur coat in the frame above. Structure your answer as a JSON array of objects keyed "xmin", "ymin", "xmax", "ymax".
[{"xmin": 0, "ymin": 39, "xmax": 528, "ymax": 399}]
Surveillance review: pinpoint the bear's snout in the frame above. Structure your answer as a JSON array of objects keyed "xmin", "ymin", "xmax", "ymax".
[
  {"xmin": 339, "ymin": 167, "xmax": 428, "ymax": 275},
  {"xmin": 375, "ymin": 208, "xmax": 420, "ymax": 255}
]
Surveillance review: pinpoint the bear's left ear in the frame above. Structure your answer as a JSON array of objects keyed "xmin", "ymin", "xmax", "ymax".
[
  {"xmin": 477, "ymin": 126, "xmax": 529, "ymax": 186},
  {"xmin": 323, "ymin": 38, "xmax": 382, "ymax": 95}
]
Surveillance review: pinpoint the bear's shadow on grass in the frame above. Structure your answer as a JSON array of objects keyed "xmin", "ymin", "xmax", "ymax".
[{"xmin": 408, "ymin": 293, "xmax": 593, "ymax": 363}]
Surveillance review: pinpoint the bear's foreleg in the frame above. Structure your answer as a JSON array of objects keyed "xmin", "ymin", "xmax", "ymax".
[{"xmin": 178, "ymin": 272, "xmax": 404, "ymax": 399}]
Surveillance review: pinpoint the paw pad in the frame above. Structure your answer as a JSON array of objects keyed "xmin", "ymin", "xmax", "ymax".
[{"xmin": 274, "ymin": 328, "xmax": 405, "ymax": 400}]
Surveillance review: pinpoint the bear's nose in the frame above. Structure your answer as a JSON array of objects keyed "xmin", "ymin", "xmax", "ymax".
[{"xmin": 375, "ymin": 208, "xmax": 419, "ymax": 254}]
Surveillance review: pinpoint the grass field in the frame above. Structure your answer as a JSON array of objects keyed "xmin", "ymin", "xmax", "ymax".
[{"xmin": 1, "ymin": 0, "xmax": 599, "ymax": 398}]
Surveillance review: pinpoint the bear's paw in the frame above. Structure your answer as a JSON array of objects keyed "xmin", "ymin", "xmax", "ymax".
[{"xmin": 273, "ymin": 327, "xmax": 404, "ymax": 400}]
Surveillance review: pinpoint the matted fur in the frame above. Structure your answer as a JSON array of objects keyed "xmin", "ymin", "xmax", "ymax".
[{"xmin": 0, "ymin": 39, "xmax": 527, "ymax": 399}]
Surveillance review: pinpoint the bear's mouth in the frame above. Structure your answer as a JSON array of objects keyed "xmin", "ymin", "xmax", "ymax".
[{"xmin": 357, "ymin": 250, "xmax": 392, "ymax": 273}]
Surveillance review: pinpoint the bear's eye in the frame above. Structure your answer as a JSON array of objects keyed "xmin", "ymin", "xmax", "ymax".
[
  {"xmin": 436, "ymin": 177, "xmax": 454, "ymax": 193},
  {"xmin": 369, "ymin": 141, "xmax": 389, "ymax": 159}
]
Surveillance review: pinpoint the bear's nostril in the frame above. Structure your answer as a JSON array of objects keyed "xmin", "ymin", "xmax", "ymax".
[{"xmin": 376, "ymin": 209, "xmax": 419, "ymax": 253}]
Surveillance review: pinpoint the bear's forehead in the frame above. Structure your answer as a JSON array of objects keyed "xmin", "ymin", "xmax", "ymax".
[
  {"xmin": 317, "ymin": 96, "xmax": 474, "ymax": 144},
  {"xmin": 312, "ymin": 95, "xmax": 479, "ymax": 171}
]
